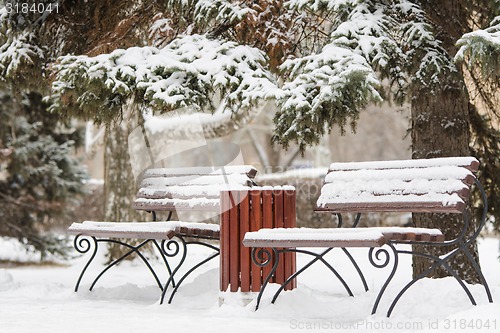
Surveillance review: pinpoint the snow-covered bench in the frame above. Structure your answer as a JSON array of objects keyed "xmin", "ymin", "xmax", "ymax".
[
  {"xmin": 68, "ymin": 165, "xmax": 257, "ymax": 304},
  {"xmin": 243, "ymin": 157, "xmax": 492, "ymax": 316}
]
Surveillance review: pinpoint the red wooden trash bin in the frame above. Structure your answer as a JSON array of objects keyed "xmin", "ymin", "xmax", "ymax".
[{"xmin": 220, "ymin": 186, "xmax": 297, "ymax": 293}]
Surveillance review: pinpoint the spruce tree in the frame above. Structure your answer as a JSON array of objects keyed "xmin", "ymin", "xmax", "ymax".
[{"xmin": 0, "ymin": 91, "xmax": 86, "ymax": 259}]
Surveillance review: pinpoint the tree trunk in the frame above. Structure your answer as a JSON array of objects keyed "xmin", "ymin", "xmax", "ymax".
[
  {"xmin": 410, "ymin": 1, "xmax": 483, "ymax": 283},
  {"xmin": 103, "ymin": 107, "xmax": 147, "ymax": 262},
  {"xmin": 411, "ymin": 82, "xmax": 480, "ymax": 283}
]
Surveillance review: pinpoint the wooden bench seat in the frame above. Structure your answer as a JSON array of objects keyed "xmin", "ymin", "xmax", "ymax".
[
  {"xmin": 243, "ymin": 228, "xmax": 386, "ymax": 248},
  {"xmin": 68, "ymin": 221, "xmax": 221, "ymax": 241},
  {"xmin": 243, "ymin": 226, "xmax": 444, "ymax": 248},
  {"xmin": 243, "ymin": 156, "xmax": 492, "ymax": 316}
]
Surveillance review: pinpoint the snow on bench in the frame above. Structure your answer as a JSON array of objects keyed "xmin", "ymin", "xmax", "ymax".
[
  {"xmin": 132, "ymin": 165, "xmax": 257, "ymax": 212},
  {"xmin": 243, "ymin": 228, "xmax": 386, "ymax": 248},
  {"xmin": 68, "ymin": 221, "xmax": 221, "ymax": 240},
  {"xmin": 143, "ymin": 165, "xmax": 258, "ymax": 178},
  {"xmin": 316, "ymin": 157, "xmax": 478, "ymax": 213},
  {"xmin": 242, "ymin": 226, "xmax": 444, "ymax": 249}
]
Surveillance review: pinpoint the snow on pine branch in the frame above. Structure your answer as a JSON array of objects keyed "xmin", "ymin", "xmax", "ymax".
[
  {"xmin": 455, "ymin": 15, "xmax": 500, "ymax": 78},
  {"xmin": 0, "ymin": 31, "xmax": 44, "ymax": 83},
  {"xmin": 50, "ymin": 34, "xmax": 278, "ymax": 123},
  {"xmin": 286, "ymin": 0, "xmax": 402, "ymax": 70},
  {"xmin": 329, "ymin": 1, "xmax": 399, "ymax": 70},
  {"xmin": 395, "ymin": 1, "xmax": 456, "ymax": 90},
  {"xmin": 193, "ymin": 0, "xmax": 253, "ymax": 26},
  {"xmin": 274, "ymin": 43, "xmax": 381, "ymax": 151}
]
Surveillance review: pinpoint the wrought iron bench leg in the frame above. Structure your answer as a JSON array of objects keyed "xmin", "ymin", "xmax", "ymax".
[
  {"xmin": 74, "ymin": 235, "xmax": 98, "ymax": 292},
  {"xmin": 159, "ymin": 238, "xmax": 188, "ymax": 304},
  {"xmin": 251, "ymin": 247, "xmax": 280, "ymax": 310},
  {"xmin": 152, "ymin": 239, "xmax": 177, "ymax": 289},
  {"xmin": 461, "ymin": 246, "xmax": 493, "ymax": 302},
  {"xmin": 369, "ymin": 244, "xmax": 398, "ymax": 316},
  {"xmin": 88, "ymin": 239, "xmax": 164, "ymax": 291},
  {"xmin": 159, "ymin": 237, "xmax": 220, "ymax": 305},
  {"xmin": 73, "ymin": 235, "xmax": 173, "ymax": 292},
  {"xmin": 371, "ymin": 243, "xmax": 485, "ymax": 317},
  {"xmin": 270, "ymin": 248, "xmax": 354, "ymax": 305},
  {"xmin": 385, "ymin": 260, "xmax": 474, "ymax": 317},
  {"xmin": 251, "ymin": 247, "xmax": 356, "ymax": 310},
  {"xmin": 341, "ymin": 248, "xmax": 369, "ymax": 292},
  {"xmin": 337, "ymin": 213, "xmax": 369, "ymax": 292}
]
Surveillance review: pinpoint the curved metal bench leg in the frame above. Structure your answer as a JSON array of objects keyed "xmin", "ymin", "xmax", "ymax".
[
  {"xmin": 160, "ymin": 238, "xmax": 188, "ymax": 304},
  {"xmin": 406, "ymin": 249, "xmax": 479, "ymax": 307},
  {"xmin": 440, "ymin": 260, "xmax": 477, "ymax": 305},
  {"xmin": 336, "ymin": 213, "xmax": 369, "ymax": 291},
  {"xmin": 270, "ymin": 248, "xmax": 354, "ymax": 305},
  {"xmin": 270, "ymin": 248, "xmax": 332, "ymax": 302},
  {"xmin": 384, "ymin": 257, "xmax": 476, "ymax": 317},
  {"xmin": 342, "ymin": 248, "xmax": 369, "ymax": 292},
  {"xmin": 369, "ymin": 244, "xmax": 398, "ymax": 315},
  {"xmin": 461, "ymin": 245, "xmax": 493, "ymax": 302},
  {"xmin": 89, "ymin": 239, "xmax": 164, "ymax": 291},
  {"xmin": 167, "ymin": 245, "xmax": 220, "ymax": 304},
  {"xmin": 251, "ymin": 248, "xmax": 280, "ymax": 310},
  {"xmin": 381, "ymin": 248, "xmax": 479, "ymax": 317},
  {"xmin": 152, "ymin": 239, "xmax": 176, "ymax": 289},
  {"xmin": 74, "ymin": 235, "xmax": 98, "ymax": 292}
]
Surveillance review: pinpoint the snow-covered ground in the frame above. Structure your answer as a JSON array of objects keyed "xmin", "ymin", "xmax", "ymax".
[{"xmin": 0, "ymin": 236, "xmax": 499, "ymax": 333}]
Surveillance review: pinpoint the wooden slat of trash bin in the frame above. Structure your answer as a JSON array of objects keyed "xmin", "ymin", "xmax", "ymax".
[{"xmin": 220, "ymin": 187, "xmax": 297, "ymax": 293}]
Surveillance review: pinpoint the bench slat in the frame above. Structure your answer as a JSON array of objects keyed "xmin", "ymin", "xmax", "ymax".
[
  {"xmin": 133, "ymin": 166, "xmax": 257, "ymax": 211},
  {"xmin": 144, "ymin": 165, "xmax": 257, "ymax": 178},
  {"xmin": 315, "ymin": 200, "xmax": 465, "ymax": 213},
  {"xmin": 320, "ymin": 180, "xmax": 471, "ymax": 199},
  {"xmin": 243, "ymin": 238, "xmax": 386, "ymax": 248},
  {"xmin": 67, "ymin": 222, "xmax": 178, "ymax": 239},
  {"xmin": 243, "ymin": 229, "xmax": 386, "ymax": 248},
  {"xmin": 136, "ymin": 185, "xmax": 250, "ymax": 200},
  {"xmin": 328, "ymin": 157, "xmax": 479, "ymax": 172},
  {"xmin": 242, "ymin": 226, "xmax": 445, "ymax": 249},
  {"xmin": 68, "ymin": 221, "xmax": 220, "ymax": 240},
  {"xmin": 132, "ymin": 198, "xmax": 220, "ymax": 211},
  {"xmin": 324, "ymin": 167, "xmax": 474, "ymax": 183},
  {"xmin": 140, "ymin": 174, "xmax": 255, "ymax": 187}
]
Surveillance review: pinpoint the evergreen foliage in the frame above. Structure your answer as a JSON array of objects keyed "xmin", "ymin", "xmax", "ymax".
[
  {"xmin": 0, "ymin": 91, "xmax": 86, "ymax": 259},
  {"xmin": 0, "ymin": 0, "xmax": 499, "ymax": 238},
  {"xmin": 44, "ymin": 0, "xmax": 460, "ymax": 151},
  {"xmin": 456, "ymin": 14, "xmax": 500, "ymax": 79},
  {"xmin": 49, "ymin": 35, "xmax": 278, "ymax": 124}
]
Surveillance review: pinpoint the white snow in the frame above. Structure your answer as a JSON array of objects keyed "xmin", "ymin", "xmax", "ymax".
[
  {"xmin": 68, "ymin": 221, "xmax": 220, "ymax": 234},
  {"xmin": 134, "ymin": 197, "xmax": 221, "ymax": 208},
  {"xmin": 245, "ymin": 226, "xmax": 443, "ymax": 237},
  {"xmin": 0, "ymin": 236, "xmax": 498, "ymax": 332},
  {"xmin": 256, "ymin": 167, "xmax": 328, "ymax": 181},
  {"xmin": 144, "ymin": 165, "xmax": 256, "ymax": 177},
  {"xmin": 328, "ymin": 157, "xmax": 478, "ymax": 171},
  {"xmin": 140, "ymin": 174, "xmax": 253, "ymax": 187},
  {"xmin": 68, "ymin": 221, "xmax": 175, "ymax": 235},
  {"xmin": 53, "ymin": 34, "xmax": 279, "ymax": 111},
  {"xmin": 318, "ymin": 162, "xmax": 475, "ymax": 208},
  {"xmin": 244, "ymin": 228, "xmax": 385, "ymax": 243},
  {"xmin": 455, "ymin": 15, "xmax": 500, "ymax": 62}
]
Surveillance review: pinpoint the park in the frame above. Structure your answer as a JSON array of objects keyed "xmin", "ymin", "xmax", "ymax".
[{"xmin": 1, "ymin": 1, "xmax": 499, "ymax": 332}]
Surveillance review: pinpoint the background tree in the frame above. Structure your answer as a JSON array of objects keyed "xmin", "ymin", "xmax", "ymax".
[{"xmin": 0, "ymin": 91, "xmax": 86, "ymax": 259}]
